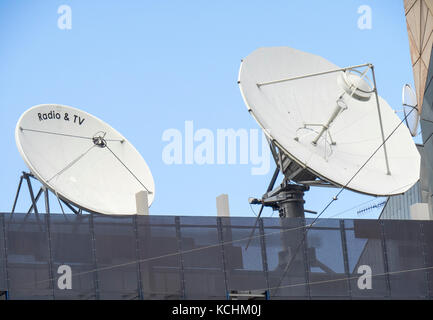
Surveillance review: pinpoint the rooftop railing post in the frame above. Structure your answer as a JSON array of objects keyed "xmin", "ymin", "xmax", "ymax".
[
  {"xmin": 340, "ymin": 220, "xmax": 352, "ymax": 299},
  {"xmin": 175, "ymin": 216, "xmax": 186, "ymax": 299}
]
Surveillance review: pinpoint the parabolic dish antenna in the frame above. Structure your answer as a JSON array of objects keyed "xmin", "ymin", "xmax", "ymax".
[
  {"xmin": 15, "ymin": 104, "xmax": 155, "ymax": 215},
  {"xmin": 238, "ymin": 47, "xmax": 420, "ymax": 196},
  {"xmin": 402, "ymin": 84, "xmax": 420, "ymax": 137}
]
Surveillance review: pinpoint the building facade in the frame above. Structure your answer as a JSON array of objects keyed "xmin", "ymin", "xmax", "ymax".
[{"xmin": 0, "ymin": 212, "xmax": 432, "ymax": 299}]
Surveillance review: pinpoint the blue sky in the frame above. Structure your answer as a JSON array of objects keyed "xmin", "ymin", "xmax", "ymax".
[{"xmin": 0, "ymin": 1, "xmax": 416, "ymax": 218}]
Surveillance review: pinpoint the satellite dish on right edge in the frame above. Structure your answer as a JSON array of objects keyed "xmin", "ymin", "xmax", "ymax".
[{"xmin": 402, "ymin": 84, "xmax": 420, "ymax": 137}]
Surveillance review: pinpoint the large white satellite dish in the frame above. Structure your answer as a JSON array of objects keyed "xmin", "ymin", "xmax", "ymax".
[
  {"xmin": 15, "ymin": 104, "xmax": 155, "ymax": 215},
  {"xmin": 402, "ymin": 83, "xmax": 420, "ymax": 137},
  {"xmin": 238, "ymin": 47, "xmax": 420, "ymax": 197}
]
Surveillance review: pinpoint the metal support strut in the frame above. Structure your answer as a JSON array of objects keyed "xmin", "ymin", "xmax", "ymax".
[
  {"xmin": 11, "ymin": 172, "xmax": 82, "ymax": 215},
  {"xmin": 371, "ymin": 66, "xmax": 391, "ymax": 175}
]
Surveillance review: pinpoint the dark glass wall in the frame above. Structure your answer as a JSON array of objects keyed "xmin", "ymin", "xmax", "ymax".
[{"xmin": 0, "ymin": 213, "xmax": 432, "ymax": 300}]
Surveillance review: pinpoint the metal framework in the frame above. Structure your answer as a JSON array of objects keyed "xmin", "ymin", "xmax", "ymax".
[
  {"xmin": 11, "ymin": 172, "xmax": 83, "ymax": 215},
  {"xmin": 249, "ymin": 138, "xmax": 321, "ymax": 221}
]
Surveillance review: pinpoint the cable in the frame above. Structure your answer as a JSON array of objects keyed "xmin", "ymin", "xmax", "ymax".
[
  {"xmin": 250, "ymin": 202, "xmax": 276, "ymax": 218},
  {"xmin": 262, "ymin": 265, "xmax": 433, "ymax": 293},
  {"xmin": 105, "ymin": 144, "xmax": 152, "ymax": 194},
  {"xmin": 20, "ymin": 128, "xmax": 93, "ymax": 140},
  {"xmin": 20, "ymin": 127, "xmax": 124, "ymax": 142},
  {"xmin": 249, "ymin": 203, "xmax": 258, "ymax": 217}
]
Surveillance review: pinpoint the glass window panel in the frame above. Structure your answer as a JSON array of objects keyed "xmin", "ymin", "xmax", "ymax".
[
  {"xmin": 5, "ymin": 213, "xmax": 52, "ymax": 299},
  {"xmin": 180, "ymin": 224, "xmax": 225, "ymax": 299},
  {"xmin": 137, "ymin": 216, "xmax": 182, "ymax": 299},
  {"xmin": 93, "ymin": 215, "xmax": 139, "ymax": 300},
  {"xmin": 306, "ymin": 218, "xmax": 340, "ymax": 229},
  {"xmin": 306, "ymin": 224, "xmax": 349, "ymax": 298},
  {"xmin": 180, "ymin": 216, "xmax": 218, "ymax": 226},
  {"xmin": 49, "ymin": 214, "xmax": 96, "ymax": 300},
  {"xmin": 266, "ymin": 218, "xmax": 309, "ymax": 298},
  {"xmin": 383, "ymin": 220, "xmax": 428, "ymax": 299},
  {"xmin": 347, "ymin": 219, "xmax": 388, "ymax": 298},
  {"xmin": 222, "ymin": 224, "xmax": 267, "ymax": 292},
  {"xmin": 221, "ymin": 216, "xmax": 258, "ymax": 227}
]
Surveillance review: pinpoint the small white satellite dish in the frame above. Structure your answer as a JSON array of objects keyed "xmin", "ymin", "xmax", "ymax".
[
  {"xmin": 402, "ymin": 84, "xmax": 420, "ymax": 137},
  {"xmin": 15, "ymin": 104, "xmax": 155, "ymax": 215},
  {"xmin": 238, "ymin": 47, "xmax": 420, "ymax": 196}
]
